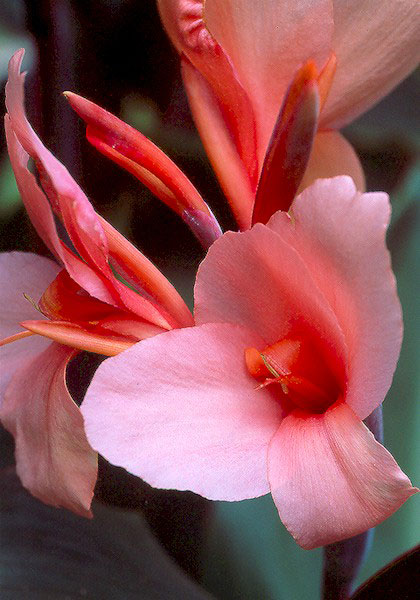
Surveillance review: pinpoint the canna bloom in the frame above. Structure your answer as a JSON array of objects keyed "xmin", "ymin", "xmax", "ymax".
[
  {"xmin": 0, "ymin": 50, "xmax": 220, "ymax": 515},
  {"xmin": 158, "ymin": 0, "xmax": 420, "ymax": 228},
  {"xmin": 81, "ymin": 176, "xmax": 417, "ymax": 549}
]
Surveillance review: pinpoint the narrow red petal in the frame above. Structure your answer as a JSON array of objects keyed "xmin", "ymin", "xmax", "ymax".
[
  {"xmin": 317, "ymin": 53, "xmax": 337, "ymax": 112},
  {"xmin": 91, "ymin": 216, "xmax": 194, "ymax": 327},
  {"xmin": 157, "ymin": 0, "xmax": 258, "ymax": 185},
  {"xmin": 181, "ymin": 57, "xmax": 255, "ymax": 230},
  {"xmin": 20, "ymin": 320, "xmax": 135, "ymax": 356},
  {"xmin": 252, "ymin": 62, "xmax": 320, "ymax": 225},
  {"xmin": 65, "ymin": 92, "xmax": 222, "ymax": 248},
  {"xmin": 5, "ymin": 50, "xmax": 183, "ymax": 329}
]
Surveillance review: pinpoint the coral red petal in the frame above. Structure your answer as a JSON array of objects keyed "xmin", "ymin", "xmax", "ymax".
[
  {"xmin": 65, "ymin": 91, "xmax": 222, "ymax": 248},
  {"xmin": 200, "ymin": 0, "xmax": 333, "ymax": 156},
  {"xmin": 195, "ymin": 224, "xmax": 347, "ymax": 386},
  {"xmin": 268, "ymin": 402, "xmax": 418, "ymax": 549},
  {"xmin": 0, "ymin": 252, "xmax": 60, "ymax": 401},
  {"xmin": 5, "ymin": 56, "xmax": 177, "ymax": 329},
  {"xmin": 6, "ymin": 51, "xmax": 113, "ymax": 278},
  {"xmin": 5, "ymin": 118, "xmax": 116, "ymax": 304},
  {"xmin": 82, "ymin": 323, "xmax": 283, "ymax": 500},
  {"xmin": 181, "ymin": 57, "xmax": 255, "ymax": 230},
  {"xmin": 299, "ymin": 131, "xmax": 365, "ymax": 193},
  {"xmin": 252, "ymin": 61, "xmax": 320, "ymax": 224},
  {"xmin": 0, "ymin": 343, "xmax": 98, "ymax": 517},
  {"xmin": 99, "ymin": 216, "xmax": 194, "ymax": 327},
  {"xmin": 20, "ymin": 320, "xmax": 135, "ymax": 357},
  {"xmin": 267, "ymin": 177, "xmax": 401, "ymax": 419},
  {"xmin": 157, "ymin": 0, "xmax": 258, "ymax": 181},
  {"xmin": 322, "ymin": 0, "xmax": 420, "ymax": 128},
  {"xmin": 6, "ymin": 50, "xmax": 175, "ymax": 329}
]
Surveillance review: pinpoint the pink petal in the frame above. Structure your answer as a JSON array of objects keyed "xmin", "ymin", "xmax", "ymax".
[
  {"xmin": 0, "ymin": 252, "xmax": 60, "ymax": 401},
  {"xmin": 299, "ymin": 130, "xmax": 365, "ymax": 193},
  {"xmin": 322, "ymin": 1, "xmax": 420, "ymax": 128},
  {"xmin": 0, "ymin": 343, "xmax": 97, "ymax": 517},
  {"xmin": 267, "ymin": 177, "xmax": 402, "ymax": 419},
  {"xmin": 195, "ymin": 224, "xmax": 347, "ymax": 385},
  {"xmin": 82, "ymin": 323, "xmax": 283, "ymax": 500},
  {"xmin": 201, "ymin": 0, "xmax": 333, "ymax": 157},
  {"xmin": 181, "ymin": 58, "xmax": 255, "ymax": 230},
  {"xmin": 268, "ymin": 402, "xmax": 418, "ymax": 549}
]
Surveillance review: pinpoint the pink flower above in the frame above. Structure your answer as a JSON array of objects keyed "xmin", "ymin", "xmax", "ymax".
[
  {"xmin": 81, "ymin": 176, "xmax": 417, "ymax": 548},
  {"xmin": 158, "ymin": 0, "xmax": 420, "ymax": 227}
]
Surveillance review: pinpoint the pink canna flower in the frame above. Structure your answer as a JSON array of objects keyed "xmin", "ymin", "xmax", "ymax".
[
  {"xmin": 0, "ymin": 49, "xmax": 220, "ymax": 515},
  {"xmin": 81, "ymin": 176, "xmax": 417, "ymax": 549},
  {"xmin": 157, "ymin": 0, "xmax": 420, "ymax": 229}
]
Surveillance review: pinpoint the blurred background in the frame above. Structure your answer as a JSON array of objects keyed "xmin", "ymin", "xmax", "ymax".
[{"xmin": 0, "ymin": 1, "xmax": 418, "ymax": 598}]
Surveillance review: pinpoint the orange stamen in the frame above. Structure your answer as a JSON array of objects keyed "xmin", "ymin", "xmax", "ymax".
[
  {"xmin": 245, "ymin": 335, "xmax": 340, "ymax": 413},
  {"xmin": 0, "ymin": 330, "xmax": 35, "ymax": 347}
]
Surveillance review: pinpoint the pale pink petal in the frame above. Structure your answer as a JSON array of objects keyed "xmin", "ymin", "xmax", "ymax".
[
  {"xmin": 299, "ymin": 131, "xmax": 365, "ymax": 193},
  {"xmin": 194, "ymin": 224, "xmax": 347, "ymax": 387},
  {"xmin": 267, "ymin": 177, "xmax": 402, "ymax": 419},
  {"xmin": 322, "ymin": 0, "xmax": 420, "ymax": 128},
  {"xmin": 181, "ymin": 58, "xmax": 255, "ymax": 230},
  {"xmin": 0, "ymin": 343, "xmax": 97, "ymax": 517},
  {"xmin": 0, "ymin": 252, "xmax": 60, "ymax": 401},
  {"xmin": 82, "ymin": 323, "xmax": 283, "ymax": 500},
  {"xmin": 202, "ymin": 0, "xmax": 333, "ymax": 157},
  {"xmin": 268, "ymin": 402, "xmax": 418, "ymax": 549}
]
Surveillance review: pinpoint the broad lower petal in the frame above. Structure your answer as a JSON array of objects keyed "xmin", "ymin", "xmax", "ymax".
[
  {"xmin": 82, "ymin": 323, "xmax": 283, "ymax": 501},
  {"xmin": 267, "ymin": 177, "xmax": 401, "ymax": 419},
  {"xmin": 0, "ymin": 343, "xmax": 97, "ymax": 517},
  {"xmin": 0, "ymin": 252, "xmax": 60, "ymax": 401},
  {"xmin": 268, "ymin": 402, "xmax": 418, "ymax": 549},
  {"xmin": 322, "ymin": 0, "xmax": 420, "ymax": 128},
  {"xmin": 195, "ymin": 224, "xmax": 347, "ymax": 385}
]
